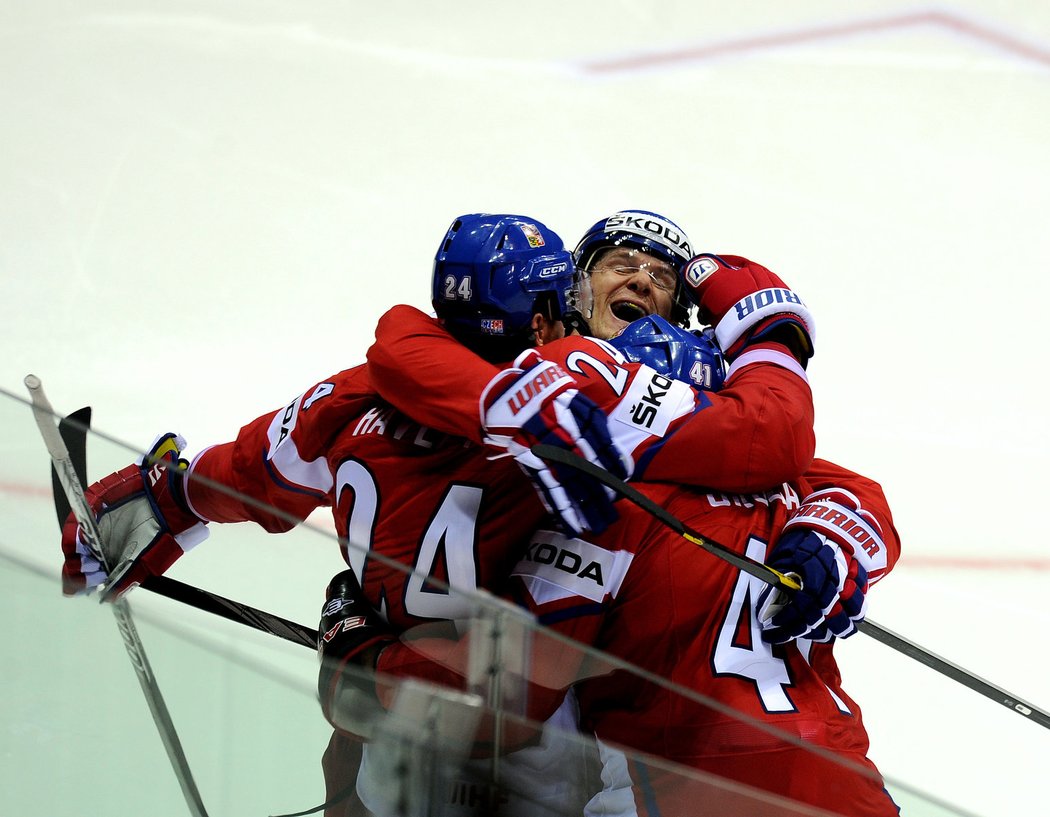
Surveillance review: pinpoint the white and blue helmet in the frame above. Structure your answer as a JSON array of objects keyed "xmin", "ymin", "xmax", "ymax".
[{"xmin": 574, "ymin": 209, "xmax": 694, "ymax": 326}]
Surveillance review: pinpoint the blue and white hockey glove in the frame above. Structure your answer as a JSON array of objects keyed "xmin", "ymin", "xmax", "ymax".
[
  {"xmin": 481, "ymin": 349, "xmax": 632, "ymax": 536},
  {"xmin": 757, "ymin": 489, "xmax": 886, "ymax": 643}
]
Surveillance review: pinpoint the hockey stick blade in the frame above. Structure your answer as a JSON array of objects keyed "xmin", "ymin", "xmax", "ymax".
[
  {"xmin": 24, "ymin": 375, "xmax": 212, "ymax": 817},
  {"xmin": 51, "ymin": 406, "xmax": 90, "ymax": 528},
  {"xmin": 531, "ymin": 443, "xmax": 1050, "ymax": 731}
]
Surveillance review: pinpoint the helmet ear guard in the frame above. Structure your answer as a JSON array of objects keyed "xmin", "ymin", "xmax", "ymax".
[
  {"xmin": 432, "ymin": 214, "xmax": 578, "ymax": 362},
  {"xmin": 607, "ymin": 315, "xmax": 726, "ymax": 392},
  {"xmin": 574, "ymin": 209, "xmax": 695, "ymax": 327}
]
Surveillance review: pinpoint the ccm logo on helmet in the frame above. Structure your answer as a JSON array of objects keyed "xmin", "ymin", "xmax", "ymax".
[
  {"xmin": 607, "ymin": 213, "xmax": 692, "ymax": 259},
  {"xmin": 539, "ymin": 262, "xmax": 568, "ymax": 278}
]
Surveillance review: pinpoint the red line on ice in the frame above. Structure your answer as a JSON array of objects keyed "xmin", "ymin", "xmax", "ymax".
[{"xmin": 579, "ymin": 9, "xmax": 1050, "ymax": 73}]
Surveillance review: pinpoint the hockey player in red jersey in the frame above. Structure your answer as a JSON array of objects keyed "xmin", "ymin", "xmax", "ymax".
[
  {"xmin": 59, "ymin": 211, "xmax": 818, "ymax": 608},
  {"xmin": 365, "ymin": 209, "xmax": 816, "ymax": 496},
  {"xmin": 313, "ymin": 212, "xmax": 901, "ymax": 815},
  {"xmin": 331, "ymin": 321, "xmax": 901, "ymax": 816},
  {"xmin": 58, "ymin": 211, "xmax": 869, "ymax": 815}
]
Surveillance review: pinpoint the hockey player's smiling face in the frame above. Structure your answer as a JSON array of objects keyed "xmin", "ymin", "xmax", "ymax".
[{"xmin": 586, "ymin": 248, "xmax": 676, "ymax": 340}]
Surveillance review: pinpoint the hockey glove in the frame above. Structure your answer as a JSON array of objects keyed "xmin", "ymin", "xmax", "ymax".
[
  {"xmin": 317, "ymin": 569, "xmax": 397, "ymax": 733},
  {"xmin": 480, "ymin": 349, "xmax": 632, "ymax": 536},
  {"xmin": 681, "ymin": 254, "xmax": 815, "ymax": 365},
  {"xmin": 60, "ymin": 433, "xmax": 209, "ymax": 600},
  {"xmin": 757, "ymin": 488, "xmax": 887, "ymax": 643}
]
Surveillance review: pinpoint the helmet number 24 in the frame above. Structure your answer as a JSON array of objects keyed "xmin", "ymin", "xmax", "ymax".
[{"xmin": 443, "ymin": 275, "xmax": 474, "ymax": 302}]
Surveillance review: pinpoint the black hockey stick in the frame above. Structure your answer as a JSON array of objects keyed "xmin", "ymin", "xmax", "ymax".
[
  {"xmin": 41, "ymin": 395, "xmax": 317, "ymax": 650},
  {"xmin": 143, "ymin": 576, "xmax": 317, "ymax": 650},
  {"xmin": 25, "ymin": 375, "xmax": 211, "ymax": 817},
  {"xmin": 532, "ymin": 443, "xmax": 1050, "ymax": 731}
]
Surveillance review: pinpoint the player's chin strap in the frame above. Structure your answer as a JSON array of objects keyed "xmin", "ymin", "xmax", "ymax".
[
  {"xmin": 562, "ymin": 308, "xmax": 592, "ymax": 338},
  {"xmin": 530, "ymin": 443, "xmax": 1050, "ymax": 732}
]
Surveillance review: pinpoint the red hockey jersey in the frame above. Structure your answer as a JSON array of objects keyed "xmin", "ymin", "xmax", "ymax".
[
  {"xmin": 179, "ymin": 307, "xmax": 895, "ymax": 814},
  {"xmin": 366, "ymin": 305, "xmax": 815, "ymax": 491},
  {"xmin": 186, "ymin": 307, "xmax": 815, "ymax": 630},
  {"xmin": 376, "ymin": 459, "xmax": 902, "ymax": 816}
]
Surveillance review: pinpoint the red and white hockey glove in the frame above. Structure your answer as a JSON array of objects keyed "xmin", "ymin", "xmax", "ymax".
[
  {"xmin": 757, "ymin": 488, "xmax": 887, "ymax": 643},
  {"xmin": 60, "ymin": 433, "xmax": 209, "ymax": 600},
  {"xmin": 681, "ymin": 254, "xmax": 815, "ymax": 365},
  {"xmin": 317, "ymin": 569, "xmax": 397, "ymax": 734},
  {"xmin": 481, "ymin": 349, "xmax": 632, "ymax": 536}
]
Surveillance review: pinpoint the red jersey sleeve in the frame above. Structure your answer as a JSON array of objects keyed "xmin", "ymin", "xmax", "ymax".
[
  {"xmin": 367, "ymin": 306, "xmax": 815, "ymax": 493},
  {"xmin": 641, "ymin": 343, "xmax": 815, "ymax": 491},
  {"xmin": 366, "ymin": 304, "xmax": 498, "ymax": 444},
  {"xmin": 184, "ymin": 365, "xmax": 377, "ymax": 532},
  {"xmin": 539, "ymin": 335, "xmax": 815, "ymax": 493}
]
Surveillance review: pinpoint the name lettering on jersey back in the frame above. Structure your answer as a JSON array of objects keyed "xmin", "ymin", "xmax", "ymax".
[
  {"xmin": 706, "ymin": 483, "xmax": 801, "ymax": 513},
  {"xmin": 512, "ymin": 530, "xmax": 633, "ymax": 604},
  {"xmin": 352, "ymin": 404, "xmax": 453, "ymax": 451}
]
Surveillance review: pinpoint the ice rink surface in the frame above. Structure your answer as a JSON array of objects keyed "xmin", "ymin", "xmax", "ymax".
[{"xmin": 2, "ymin": 2, "xmax": 1049, "ymax": 815}]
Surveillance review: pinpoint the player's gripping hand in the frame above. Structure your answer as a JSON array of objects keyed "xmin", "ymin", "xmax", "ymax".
[
  {"xmin": 757, "ymin": 488, "xmax": 887, "ymax": 643},
  {"xmin": 317, "ymin": 569, "xmax": 397, "ymax": 734},
  {"xmin": 60, "ymin": 433, "xmax": 209, "ymax": 600},
  {"xmin": 480, "ymin": 349, "xmax": 632, "ymax": 536},
  {"xmin": 681, "ymin": 253, "xmax": 815, "ymax": 365},
  {"xmin": 757, "ymin": 529, "xmax": 868, "ymax": 644}
]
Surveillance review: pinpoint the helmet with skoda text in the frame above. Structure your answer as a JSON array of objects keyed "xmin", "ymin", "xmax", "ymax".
[
  {"xmin": 432, "ymin": 214, "xmax": 577, "ymax": 362},
  {"xmin": 574, "ymin": 209, "xmax": 694, "ymax": 326},
  {"xmin": 608, "ymin": 315, "xmax": 726, "ymax": 392}
]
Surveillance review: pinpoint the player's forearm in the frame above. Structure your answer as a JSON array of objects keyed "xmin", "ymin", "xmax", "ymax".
[
  {"xmin": 186, "ymin": 435, "xmax": 314, "ymax": 532},
  {"xmin": 642, "ymin": 351, "xmax": 815, "ymax": 491},
  {"xmin": 367, "ymin": 304, "xmax": 499, "ymax": 444}
]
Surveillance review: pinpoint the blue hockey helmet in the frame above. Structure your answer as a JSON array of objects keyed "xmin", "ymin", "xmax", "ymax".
[
  {"xmin": 608, "ymin": 314, "xmax": 726, "ymax": 392},
  {"xmin": 432, "ymin": 214, "xmax": 578, "ymax": 361},
  {"xmin": 574, "ymin": 209, "xmax": 694, "ymax": 326}
]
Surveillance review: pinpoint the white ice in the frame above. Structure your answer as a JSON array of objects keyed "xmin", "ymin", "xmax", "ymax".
[{"xmin": 2, "ymin": 3, "xmax": 1049, "ymax": 816}]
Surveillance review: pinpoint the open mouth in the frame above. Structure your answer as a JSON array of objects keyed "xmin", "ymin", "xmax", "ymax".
[{"xmin": 611, "ymin": 301, "xmax": 648, "ymax": 322}]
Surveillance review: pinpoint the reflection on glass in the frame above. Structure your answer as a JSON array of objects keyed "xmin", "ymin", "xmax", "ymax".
[{"xmin": 0, "ymin": 384, "xmax": 967, "ymax": 817}]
